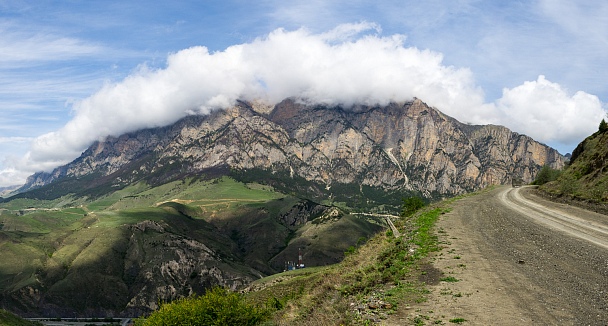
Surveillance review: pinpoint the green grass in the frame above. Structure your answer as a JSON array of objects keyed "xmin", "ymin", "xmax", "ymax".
[
  {"xmin": 0, "ymin": 175, "xmax": 417, "ymax": 319},
  {"xmin": 135, "ymin": 287, "xmax": 270, "ymax": 326},
  {"xmin": 450, "ymin": 317, "xmax": 466, "ymax": 324},
  {"xmin": 0, "ymin": 309, "xmax": 42, "ymax": 326},
  {"xmin": 238, "ymin": 200, "xmax": 453, "ymax": 325}
]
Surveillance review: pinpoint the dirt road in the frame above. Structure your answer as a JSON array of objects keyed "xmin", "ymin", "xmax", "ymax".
[{"xmin": 399, "ymin": 186, "xmax": 607, "ymax": 325}]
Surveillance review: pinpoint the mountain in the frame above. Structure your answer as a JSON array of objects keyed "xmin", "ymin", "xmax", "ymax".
[
  {"xmin": 0, "ymin": 186, "xmax": 18, "ymax": 198},
  {"xmin": 0, "ymin": 97, "xmax": 566, "ymax": 317},
  {"xmin": 18, "ymin": 98, "xmax": 565, "ymax": 203}
]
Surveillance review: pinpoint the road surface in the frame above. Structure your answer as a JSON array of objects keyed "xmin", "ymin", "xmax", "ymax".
[{"xmin": 389, "ymin": 186, "xmax": 608, "ymax": 325}]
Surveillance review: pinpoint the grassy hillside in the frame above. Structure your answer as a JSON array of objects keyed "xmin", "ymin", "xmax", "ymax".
[
  {"xmin": 0, "ymin": 309, "xmax": 41, "ymax": 326},
  {"xmin": 540, "ymin": 127, "xmax": 608, "ymax": 209},
  {"xmin": 135, "ymin": 194, "xmax": 459, "ymax": 325},
  {"xmin": 0, "ymin": 177, "xmax": 387, "ymax": 316}
]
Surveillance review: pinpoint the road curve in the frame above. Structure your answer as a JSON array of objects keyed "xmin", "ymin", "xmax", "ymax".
[
  {"xmin": 500, "ymin": 186, "xmax": 608, "ymax": 250},
  {"xmin": 401, "ymin": 186, "xmax": 608, "ymax": 326}
]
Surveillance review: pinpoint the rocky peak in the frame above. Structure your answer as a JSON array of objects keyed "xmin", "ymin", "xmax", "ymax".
[{"xmin": 18, "ymin": 98, "xmax": 565, "ymax": 200}]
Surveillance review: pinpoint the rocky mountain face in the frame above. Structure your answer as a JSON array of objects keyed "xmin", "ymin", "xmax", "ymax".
[{"xmin": 21, "ymin": 98, "xmax": 565, "ymax": 200}]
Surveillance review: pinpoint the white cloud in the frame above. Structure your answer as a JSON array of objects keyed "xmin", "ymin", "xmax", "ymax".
[
  {"xmin": 495, "ymin": 75, "xmax": 605, "ymax": 145},
  {"xmin": 23, "ymin": 23, "xmax": 486, "ymax": 169},
  {"xmin": 1, "ymin": 22, "xmax": 606, "ymax": 187}
]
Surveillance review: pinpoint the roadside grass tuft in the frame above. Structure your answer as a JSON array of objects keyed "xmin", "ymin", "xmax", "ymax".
[{"xmin": 449, "ymin": 317, "xmax": 466, "ymax": 323}]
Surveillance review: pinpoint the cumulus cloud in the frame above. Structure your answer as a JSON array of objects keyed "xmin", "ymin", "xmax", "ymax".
[
  {"xmin": 1, "ymin": 22, "xmax": 606, "ymax": 186},
  {"xmin": 495, "ymin": 76, "xmax": 605, "ymax": 145},
  {"xmin": 25, "ymin": 22, "xmax": 487, "ymax": 168}
]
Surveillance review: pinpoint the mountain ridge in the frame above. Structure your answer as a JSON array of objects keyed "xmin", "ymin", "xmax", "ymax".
[{"xmin": 17, "ymin": 97, "xmax": 565, "ymax": 202}]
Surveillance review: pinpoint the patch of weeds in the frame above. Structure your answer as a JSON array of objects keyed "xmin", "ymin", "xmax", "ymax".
[
  {"xmin": 439, "ymin": 288, "xmax": 452, "ymax": 296},
  {"xmin": 440, "ymin": 276, "xmax": 459, "ymax": 283},
  {"xmin": 413, "ymin": 314, "xmax": 431, "ymax": 325},
  {"xmin": 449, "ymin": 317, "xmax": 466, "ymax": 324},
  {"xmin": 452, "ymin": 292, "xmax": 462, "ymax": 298},
  {"xmin": 453, "ymin": 256, "xmax": 461, "ymax": 259},
  {"xmin": 457, "ymin": 264, "xmax": 466, "ymax": 268}
]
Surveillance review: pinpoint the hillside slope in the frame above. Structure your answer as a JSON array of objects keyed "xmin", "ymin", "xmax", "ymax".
[
  {"xmin": 0, "ymin": 177, "xmax": 383, "ymax": 317},
  {"xmin": 540, "ymin": 126, "xmax": 608, "ymax": 210}
]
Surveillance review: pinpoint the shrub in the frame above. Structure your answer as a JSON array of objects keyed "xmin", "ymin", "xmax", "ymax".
[
  {"xmin": 136, "ymin": 287, "xmax": 269, "ymax": 326},
  {"xmin": 401, "ymin": 196, "xmax": 426, "ymax": 217},
  {"xmin": 532, "ymin": 165, "xmax": 561, "ymax": 185}
]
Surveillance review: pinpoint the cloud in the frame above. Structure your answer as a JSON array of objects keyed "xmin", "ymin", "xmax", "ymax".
[
  {"xmin": 495, "ymin": 75, "xmax": 605, "ymax": 145},
  {"xmin": 0, "ymin": 24, "xmax": 103, "ymax": 67},
  {"xmin": 1, "ymin": 22, "xmax": 606, "ymax": 186},
  {"xmin": 24, "ymin": 23, "xmax": 486, "ymax": 167}
]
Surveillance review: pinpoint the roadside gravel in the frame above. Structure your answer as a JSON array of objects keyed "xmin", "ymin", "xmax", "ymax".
[{"xmin": 393, "ymin": 186, "xmax": 607, "ymax": 325}]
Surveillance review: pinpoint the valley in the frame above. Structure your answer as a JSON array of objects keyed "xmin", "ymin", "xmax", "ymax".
[{"xmin": 0, "ymin": 176, "xmax": 384, "ymax": 317}]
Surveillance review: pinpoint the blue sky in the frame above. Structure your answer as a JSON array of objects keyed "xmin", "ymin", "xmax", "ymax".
[{"xmin": 1, "ymin": 0, "xmax": 607, "ymax": 187}]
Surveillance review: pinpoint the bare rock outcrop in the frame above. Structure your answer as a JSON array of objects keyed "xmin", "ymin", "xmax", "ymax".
[{"xmin": 20, "ymin": 98, "xmax": 565, "ymax": 199}]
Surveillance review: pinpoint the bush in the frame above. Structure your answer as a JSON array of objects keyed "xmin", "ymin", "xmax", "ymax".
[
  {"xmin": 532, "ymin": 165, "xmax": 561, "ymax": 185},
  {"xmin": 136, "ymin": 287, "xmax": 269, "ymax": 326},
  {"xmin": 401, "ymin": 196, "xmax": 426, "ymax": 217}
]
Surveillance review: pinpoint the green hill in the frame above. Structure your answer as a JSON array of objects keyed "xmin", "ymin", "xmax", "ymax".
[
  {"xmin": 0, "ymin": 176, "xmax": 385, "ymax": 317},
  {"xmin": 540, "ymin": 122, "xmax": 608, "ymax": 211},
  {"xmin": 134, "ymin": 195, "xmax": 454, "ymax": 325}
]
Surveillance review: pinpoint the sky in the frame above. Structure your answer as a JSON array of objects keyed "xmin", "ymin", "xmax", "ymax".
[{"xmin": 1, "ymin": 0, "xmax": 607, "ymax": 187}]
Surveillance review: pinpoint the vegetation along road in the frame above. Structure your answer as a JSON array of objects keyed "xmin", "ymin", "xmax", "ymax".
[{"xmin": 406, "ymin": 186, "xmax": 607, "ymax": 325}]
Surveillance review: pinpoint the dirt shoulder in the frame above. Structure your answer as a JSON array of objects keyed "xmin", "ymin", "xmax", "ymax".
[{"xmin": 392, "ymin": 186, "xmax": 608, "ymax": 325}]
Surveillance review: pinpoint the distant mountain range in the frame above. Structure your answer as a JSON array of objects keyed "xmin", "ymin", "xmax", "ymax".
[{"xmin": 17, "ymin": 98, "xmax": 565, "ymax": 203}]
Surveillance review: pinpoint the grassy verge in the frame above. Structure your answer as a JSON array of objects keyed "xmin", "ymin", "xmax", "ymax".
[{"xmin": 236, "ymin": 204, "xmax": 452, "ymax": 325}]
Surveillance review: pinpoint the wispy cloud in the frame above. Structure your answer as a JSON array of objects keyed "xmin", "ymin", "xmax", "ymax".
[{"xmin": 0, "ymin": 32, "xmax": 102, "ymax": 65}]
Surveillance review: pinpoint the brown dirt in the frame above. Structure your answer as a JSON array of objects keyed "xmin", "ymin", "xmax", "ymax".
[{"xmin": 384, "ymin": 186, "xmax": 608, "ymax": 325}]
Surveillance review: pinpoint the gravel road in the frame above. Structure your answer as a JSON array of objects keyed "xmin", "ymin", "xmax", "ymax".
[{"xmin": 393, "ymin": 186, "xmax": 608, "ymax": 325}]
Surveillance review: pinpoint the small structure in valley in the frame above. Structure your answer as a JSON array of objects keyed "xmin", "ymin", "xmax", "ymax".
[{"xmin": 285, "ymin": 248, "xmax": 305, "ymax": 271}]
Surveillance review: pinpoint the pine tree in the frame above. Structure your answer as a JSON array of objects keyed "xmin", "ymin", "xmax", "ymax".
[{"xmin": 599, "ymin": 119, "xmax": 608, "ymax": 133}]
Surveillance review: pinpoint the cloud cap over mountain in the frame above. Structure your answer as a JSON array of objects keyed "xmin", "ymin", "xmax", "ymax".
[{"xmin": 2, "ymin": 22, "xmax": 606, "ymax": 186}]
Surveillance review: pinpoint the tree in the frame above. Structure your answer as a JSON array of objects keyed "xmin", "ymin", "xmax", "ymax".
[{"xmin": 599, "ymin": 119, "xmax": 608, "ymax": 133}]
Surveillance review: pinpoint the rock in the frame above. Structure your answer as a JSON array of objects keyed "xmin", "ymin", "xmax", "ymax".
[
  {"xmin": 368, "ymin": 302, "xmax": 379, "ymax": 309},
  {"xmin": 381, "ymin": 302, "xmax": 393, "ymax": 309}
]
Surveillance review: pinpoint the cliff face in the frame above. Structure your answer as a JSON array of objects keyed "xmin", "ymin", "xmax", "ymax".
[{"xmin": 21, "ymin": 98, "xmax": 565, "ymax": 199}]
